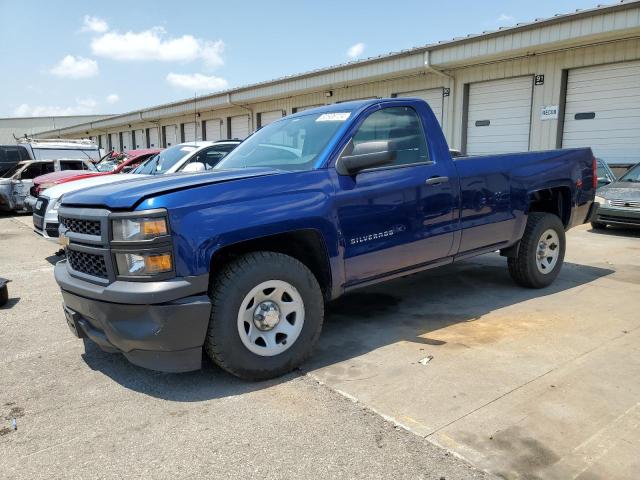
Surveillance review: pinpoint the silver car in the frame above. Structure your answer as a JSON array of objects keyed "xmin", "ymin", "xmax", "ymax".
[{"xmin": 0, "ymin": 159, "xmax": 95, "ymax": 213}]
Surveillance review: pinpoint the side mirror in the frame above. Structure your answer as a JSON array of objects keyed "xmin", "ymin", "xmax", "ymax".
[
  {"xmin": 597, "ymin": 177, "xmax": 610, "ymax": 186},
  {"xmin": 336, "ymin": 139, "xmax": 396, "ymax": 175},
  {"xmin": 182, "ymin": 162, "xmax": 206, "ymax": 173}
]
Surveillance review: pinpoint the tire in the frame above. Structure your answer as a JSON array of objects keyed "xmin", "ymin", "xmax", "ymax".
[
  {"xmin": 591, "ymin": 221, "xmax": 607, "ymax": 230},
  {"xmin": 508, "ymin": 212, "xmax": 566, "ymax": 289},
  {"xmin": 0, "ymin": 284, "xmax": 7, "ymax": 307},
  {"xmin": 205, "ymin": 251, "xmax": 324, "ymax": 380}
]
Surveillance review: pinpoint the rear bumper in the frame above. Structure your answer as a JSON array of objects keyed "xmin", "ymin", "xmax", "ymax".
[
  {"xmin": 55, "ymin": 261, "xmax": 212, "ymax": 372},
  {"xmin": 594, "ymin": 206, "xmax": 640, "ymax": 227}
]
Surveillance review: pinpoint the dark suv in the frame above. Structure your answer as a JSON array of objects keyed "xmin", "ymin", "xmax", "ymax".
[{"xmin": 0, "ymin": 145, "xmax": 31, "ymax": 175}]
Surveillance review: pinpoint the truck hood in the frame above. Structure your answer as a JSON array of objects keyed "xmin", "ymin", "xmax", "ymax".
[
  {"xmin": 62, "ymin": 167, "xmax": 280, "ymax": 209},
  {"xmin": 599, "ymin": 181, "xmax": 640, "ymax": 201}
]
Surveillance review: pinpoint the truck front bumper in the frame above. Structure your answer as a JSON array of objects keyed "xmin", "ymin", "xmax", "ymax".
[{"xmin": 55, "ymin": 261, "xmax": 212, "ymax": 372}]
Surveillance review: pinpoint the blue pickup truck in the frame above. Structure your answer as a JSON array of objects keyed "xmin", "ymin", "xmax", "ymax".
[{"xmin": 54, "ymin": 98, "xmax": 597, "ymax": 379}]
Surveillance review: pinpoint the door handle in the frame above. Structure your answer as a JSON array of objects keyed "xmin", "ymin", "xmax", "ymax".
[{"xmin": 425, "ymin": 176, "xmax": 449, "ymax": 186}]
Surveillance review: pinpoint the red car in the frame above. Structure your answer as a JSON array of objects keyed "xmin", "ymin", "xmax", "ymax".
[{"xmin": 31, "ymin": 149, "xmax": 161, "ymax": 196}]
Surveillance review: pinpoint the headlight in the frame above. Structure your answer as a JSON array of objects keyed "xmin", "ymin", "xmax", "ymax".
[
  {"xmin": 50, "ymin": 196, "xmax": 63, "ymax": 214},
  {"xmin": 594, "ymin": 195, "xmax": 607, "ymax": 205},
  {"xmin": 112, "ymin": 216, "xmax": 168, "ymax": 241},
  {"xmin": 115, "ymin": 251, "xmax": 173, "ymax": 276}
]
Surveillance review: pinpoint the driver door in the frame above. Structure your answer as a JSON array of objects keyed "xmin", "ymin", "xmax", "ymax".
[{"xmin": 333, "ymin": 106, "xmax": 456, "ymax": 285}]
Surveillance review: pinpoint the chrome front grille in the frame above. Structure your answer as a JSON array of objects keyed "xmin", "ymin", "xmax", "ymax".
[{"xmin": 608, "ymin": 199, "xmax": 640, "ymax": 209}]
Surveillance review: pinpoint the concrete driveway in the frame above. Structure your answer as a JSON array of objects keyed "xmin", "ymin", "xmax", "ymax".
[
  {"xmin": 305, "ymin": 224, "xmax": 640, "ymax": 479},
  {"xmin": 1, "ymin": 213, "xmax": 638, "ymax": 479}
]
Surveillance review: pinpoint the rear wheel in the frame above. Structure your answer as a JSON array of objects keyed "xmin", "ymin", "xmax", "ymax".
[
  {"xmin": 508, "ymin": 212, "xmax": 566, "ymax": 288},
  {"xmin": 205, "ymin": 251, "xmax": 324, "ymax": 380},
  {"xmin": 590, "ymin": 221, "xmax": 607, "ymax": 230}
]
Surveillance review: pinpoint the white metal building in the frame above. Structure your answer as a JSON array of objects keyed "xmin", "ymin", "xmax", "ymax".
[
  {"xmin": 39, "ymin": 1, "xmax": 640, "ymax": 165},
  {"xmin": 0, "ymin": 115, "xmax": 112, "ymax": 145}
]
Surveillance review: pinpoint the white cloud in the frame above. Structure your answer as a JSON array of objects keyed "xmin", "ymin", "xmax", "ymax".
[
  {"xmin": 106, "ymin": 93, "xmax": 120, "ymax": 104},
  {"xmin": 496, "ymin": 13, "xmax": 514, "ymax": 22},
  {"xmin": 166, "ymin": 73, "xmax": 228, "ymax": 91},
  {"xmin": 82, "ymin": 15, "xmax": 109, "ymax": 33},
  {"xmin": 347, "ymin": 42, "xmax": 365, "ymax": 59},
  {"xmin": 14, "ymin": 97, "xmax": 98, "ymax": 117},
  {"xmin": 91, "ymin": 27, "xmax": 224, "ymax": 67},
  {"xmin": 50, "ymin": 55, "xmax": 99, "ymax": 79}
]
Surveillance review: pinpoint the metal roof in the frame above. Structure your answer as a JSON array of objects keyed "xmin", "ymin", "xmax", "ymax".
[{"xmin": 40, "ymin": 0, "xmax": 640, "ymax": 137}]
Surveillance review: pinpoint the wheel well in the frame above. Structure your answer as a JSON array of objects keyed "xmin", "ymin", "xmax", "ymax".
[
  {"xmin": 210, "ymin": 229, "xmax": 332, "ymax": 301},
  {"xmin": 528, "ymin": 187, "xmax": 571, "ymax": 227}
]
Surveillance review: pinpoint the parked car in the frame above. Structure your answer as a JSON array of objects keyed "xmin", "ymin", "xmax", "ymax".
[
  {"xmin": 31, "ymin": 144, "xmax": 238, "ymax": 241},
  {"xmin": 54, "ymin": 99, "xmax": 596, "ymax": 379},
  {"xmin": 592, "ymin": 161, "xmax": 640, "ymax": 229},
  {"xmin": 33, "ymin": 174, "xmax": 147, "ymax": 241},
  {"xmin": 0, "ymin": 139, "xmax": 99, "ymax": 177},
  {"xmin": 128, "ymin": 140, "xmax": 241, "ymax": 176},
  {"xmin": 18, "ymin": 138, "xmax": 101, "ymax": 162},
  {"xmin": 0, "ymin": 158, "xmax": 96, "ymax": 212},
  {"xmin": 595, "ymin": 158, "xmax": 616, "ymax": 189},
  {"xmin": 29, "ymin": 149, "xmax": 162, "ymax": 198}
]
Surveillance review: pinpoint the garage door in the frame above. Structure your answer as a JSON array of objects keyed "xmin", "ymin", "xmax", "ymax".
[
  {"xmin": 259, "ymin": 110, "xmax": 283, "ymax": 128},
  {"xmin": 562, "ymin": 61, "xmax": 640, "ymax": 164},
  {"xmin": 121, "ymin": 131, "xmax": 132, "ymax": 151},
  {"xmin": 164, "ymin": 124, "xmax": 178, "ymax": 147},
  {"xmin": 230, "ymin": 115, "xmax": 250, "ymax": 139},
  {"xmin": 466, "ymin": 76, "xmax": 533, "ymax": 155},
  {"xmin": 148, "ymin": 128, "xmax": 160, "ymax": 148},
  {"xmin": 183, "ymin": 122, "xmax": 197, "ymax": 142},
  {"xmin": 99, "ymin": 134, "xmax": 107, "ymax": 150},
  {"xmin": 133, "ymin": 129, "xmax": 145, "ymax": 149},
  {"xmin": 109, "ymin": 133, "xmax": 119, "ymax": 151},
  {"xmin": 205, "ymin": 119, "xmax": 223, "ymax": 141},
  {"xmin": 395, "ymin": 88, "xmax": 444, "ymax": 125}
]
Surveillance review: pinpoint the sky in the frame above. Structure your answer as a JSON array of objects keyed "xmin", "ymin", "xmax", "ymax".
[{"xmin": 0, "ymin": 0, "xmax": 609, "ymax": 117}]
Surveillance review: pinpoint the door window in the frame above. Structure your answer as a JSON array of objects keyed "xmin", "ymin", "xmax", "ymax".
[
  {"xmin": 352, "ymin": 107, "xmax": 429, "ymax": 166},
  {"xmin": 5, "ymin": 147, "xmax": 21, "ymax": 163},
  {"xmin": 60, "ymin": 160, "xmax": 84, "ymax": 170},
  {"xmin": 19, "ymin": 163, "xmax": 44, "ymax": 179}
]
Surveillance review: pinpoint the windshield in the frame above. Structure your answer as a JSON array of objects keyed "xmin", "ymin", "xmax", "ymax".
[
  {"xmin": 131, "ymin": 145, "xmax": 195, "ymax": 175},
  {"xmin": 96, "ymin": 153, "xmax": 128, "ymax": 172},
  {"xmin": 32, "ymin": 148, "xmax": 100, "ymax": 161},
  {"xmin": 215, "ymin": 112, "xmax": 350, "ymax": 171},
  {"xmin": 1, "ymin": 163, "xmax": 23, "ymax": 178},
  {"xmin": 619, "ymin": 163, "xmax": 640, "ymax": 183}
]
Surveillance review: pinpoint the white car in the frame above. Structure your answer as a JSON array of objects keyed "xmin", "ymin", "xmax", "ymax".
[
  {"xmin": 132, "ymin": 140, "xmax": 240, "ymax": 175},
  {"xmin": 32, "ymin": 174, "xmax": 146, "ymax": 242}
]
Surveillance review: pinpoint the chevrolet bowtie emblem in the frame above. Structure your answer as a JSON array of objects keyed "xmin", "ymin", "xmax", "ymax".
[{"xmin": 59, "ymin": 234, "xmax": 70, "ymax": 247}]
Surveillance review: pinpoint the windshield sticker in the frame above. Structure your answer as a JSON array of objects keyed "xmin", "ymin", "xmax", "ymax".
[{"xmin": 316, "ymin": 112, "xmax": 350, "ymax": 122}]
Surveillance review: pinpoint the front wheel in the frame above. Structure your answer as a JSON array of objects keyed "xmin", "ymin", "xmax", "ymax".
[
  {"xmin": 508, "ymin": 212, "xmax": 566, "ymax": 289},
  {"xmin": 205, "ymin": 252, "xmax": 324, "ymax": 380}
]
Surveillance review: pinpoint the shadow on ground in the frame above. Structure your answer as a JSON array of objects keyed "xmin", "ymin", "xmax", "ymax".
[
  {"xmin": 79, "ymin": 254, "xmax": 614, "ymax": 401},
  {"xmin": 589, "ymin": 225, "xmax": 640, "ymax": 238},
  {"xmin": 305, "ymin": 256, "xmax": 614, "ymax": 372}
]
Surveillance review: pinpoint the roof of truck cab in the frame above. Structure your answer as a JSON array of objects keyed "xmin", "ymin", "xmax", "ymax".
[{"xmin": 288, "ymin": 98, "xmax": 417, "ymax": 119}]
